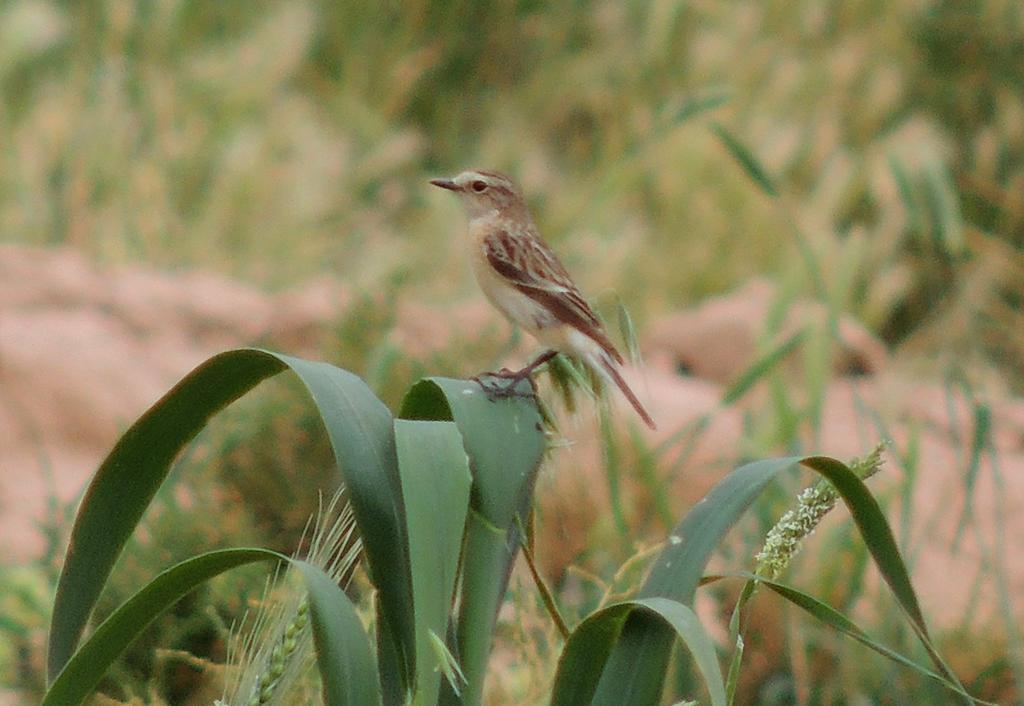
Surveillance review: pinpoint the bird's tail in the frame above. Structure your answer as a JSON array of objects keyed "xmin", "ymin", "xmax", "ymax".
[{"xmin": 589, "ymin": 348, "xmax": 657, "ymax": 430}]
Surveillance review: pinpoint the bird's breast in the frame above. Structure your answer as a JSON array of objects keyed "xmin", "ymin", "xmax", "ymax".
[{"xmin": 468, "ymin": 223, "xmax": 561, "ymax": 340}]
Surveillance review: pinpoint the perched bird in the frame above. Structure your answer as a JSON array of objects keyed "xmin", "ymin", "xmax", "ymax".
[{"xmin": 430, "ymin": 169, "xmax": 656, "ymax": 429}]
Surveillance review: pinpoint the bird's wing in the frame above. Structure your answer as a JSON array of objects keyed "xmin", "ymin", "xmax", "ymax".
[{"xmin": 484, "ymin": 229, "xmax": 625, "ymax": 364}]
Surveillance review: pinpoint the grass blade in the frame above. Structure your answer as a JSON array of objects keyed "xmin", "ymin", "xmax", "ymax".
[
  {"xmin": 799, "ymin": 457, "xmax": 923, "ymax": 625},
  {"xmin": 721, "ymin": 330, "xmax": 806, "ymax": 406},
  {"xmin": 703, "ymin": 573, "xmax": 994, "ymax": 705},
  {"xmin": 889, "ymin": 154, "xmax": 921, "ymax": 233},
  {"xmin": 953, "ymin": 402, "xmax": 990, "ymax": 547},
  {"xmin": 798, "ymin": 456, "xmax": 966, "ymax": 695},
  {"xmin": 923, "ymin": 159, "xmax": 966, "ymax": 256},
  {"xmin": 710, "ymin": 122, "xmax": 778, "ymax": 197},
  {"xmin": 661, "ymin": 91, "xmax": 732, "ymax": 127}
]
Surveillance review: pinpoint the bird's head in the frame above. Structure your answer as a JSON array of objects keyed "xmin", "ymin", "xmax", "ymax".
[{"xmin": 430, "ymin": 170, "xmax": 525, "ymax": 219}]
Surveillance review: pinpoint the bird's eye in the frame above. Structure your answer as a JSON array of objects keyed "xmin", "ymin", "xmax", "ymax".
[{"xmin": 471, "ymin": 180, "xmax": 488, "ymax": 193}]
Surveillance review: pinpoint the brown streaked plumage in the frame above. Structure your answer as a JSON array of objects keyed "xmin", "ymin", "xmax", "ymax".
[
  {"xmin": 483, "ymin": 229, "xmax": 624, "ymax": 364},
  {"xmin": 430, "ymin": 169, "xmax": 655, "ymax": 429}
]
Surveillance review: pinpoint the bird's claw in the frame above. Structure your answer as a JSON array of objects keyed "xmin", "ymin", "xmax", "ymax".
[{"xmin": 472, "ymin": 370, "xmax": 538, "ymax": 401}]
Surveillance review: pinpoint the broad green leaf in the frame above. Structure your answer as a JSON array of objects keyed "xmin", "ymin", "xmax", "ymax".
[
  {"xmin": 551, "ymin": 598, "xmax": 725, "ymax": 706},
  {"xmin": 710, "ymin": 122, "xmax": 778, "ymax": 197},
  {"xmin": 43, "ymin": 549, "xmax": 382, "ymax": 706},
  {"xmin": 447, "ymin": 510, "xmax": 509, "ymax": 706},
  {"xmin": 643, "ymin": 457, "xmax": 802, "ymax": 603},
  {"xmin": 592, "ymin": 457, "xmax": 799, "ymax": 705},
  {"xmin": 394, "ymin": 420, "xmax": 472, "ymax": 705},
  {"xmin": 44, "ymin": 549, "xmax": 275, "ymax": 706},
  {"xmin": 401, "ymin": 377, "xmax": 545, "ymax": 528},
  {"xmin": 400, "ymin": 377, "xmax": 546, "ymax": 706},
  {"xmin": 278, "ymin": 353, "xmax": 413, "ymax": 695},
  {"xmin": 47, "ymin": 350, "xmax": 287, "ymax": 681},
  {"xmin": 47, "ymin": 349, "xmax": 414, "ymax": 697},
  {"xmin": 592, "ymin": 455, "xmax": 969, "ymax": 705},
  {"xmin": 294, "ymin": 559, "xmax": 383, "ymax": 706}
]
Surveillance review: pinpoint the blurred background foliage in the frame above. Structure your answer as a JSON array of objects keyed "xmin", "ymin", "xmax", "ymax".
[
  {"xmin": 2, "ymin": 0, "xmax": 1023, "ymax": 703},
  {"xmin": 2, "ymin": 0, "xmax": 1022, "ymax": 384}
]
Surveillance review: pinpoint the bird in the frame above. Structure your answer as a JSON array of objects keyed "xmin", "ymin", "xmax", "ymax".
[{"xmin": 430, "ymin": 169, "xmax": 656, "ymax": 430}]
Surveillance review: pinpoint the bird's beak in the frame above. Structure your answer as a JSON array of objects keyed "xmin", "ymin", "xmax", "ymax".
[{"xmin": 430, "ymin": 178, "xmax": 460, "ymax": 192}]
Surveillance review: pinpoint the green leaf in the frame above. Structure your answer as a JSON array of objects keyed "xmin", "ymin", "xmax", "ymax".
[
  {"xmin": 724, "ymin": 633, "xmax": 743, "ymax": 706},
  {"xmin": 47, "ymin": 349, "xmax": 414, "ymax": 696},
  {"xmin": 644, "ymin": 457, "xmax": 801, "ymax": 603},
  {"xmin": 278, "ymin": 354, "xmax": 413, "ymax": 694},
  {"xmin": 401, "ymin": 377, "xmax": 545, "ymax": 528},
  {"xmin": 551, "ymin": 598, "xmax": 725, "ymax": 706},
  {"xmin": 710, "ymin": 122, "xmax": 778, "ymax": 197},
  {"xmin": 797, "ymin": 456, "xmax": 965, "ymax": 694},
  {"xmin": 400, "ymin": 377, "xmax": 546, "ymax": 706},
  {"xmin": 43, "ymin": 549, "xmax": 382, "ymax": 706},
  {"xmin": 798, "ymin": 457, "xmax": 924, "ymax": 628},
  {"xmin": 616, "ymin": 297, "xmax": 641, "ymax": 362},
  {"xmin": 591, "ymin": 457, "xmax": 799, "ymax": 705},
  {"xmin": 47, "ymin": 350, "xmax": 287, "ymax": 681},
  {"xmin": 428, "ymin": 629, "xmax": 467, "ymax": 697},
  {"xmin": 394, "ymin": 420, "xmax": 472, "ymax": 705},
  {"xmin": 703, "ymin": 573, "xmax": 994, "ymax": 705},
  {"xmin": 450, "ymin": 510, "xmax": 512, "ymax": 706},
  {"xmin": 43, "ymin": 549, "xmax": 276, "ymax": 706},
  {"xmin": 294, "ymin": 559, "xmax": 383, "ymax": 706},
  {"xmin": 591, "ymin": 454, "xmax": 970, "ymax": 705}
]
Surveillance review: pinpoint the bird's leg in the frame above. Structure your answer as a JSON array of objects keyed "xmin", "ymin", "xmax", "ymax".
[
  {"xmin": 473, "ymin": 349, "xmax": 559, "ymax": 400},
  {"xmin": 507, "ymin": 349, "xmax": 559, "ymax": 378}
]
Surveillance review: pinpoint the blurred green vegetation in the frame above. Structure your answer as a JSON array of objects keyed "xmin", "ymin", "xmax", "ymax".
[
  {"xmin": 2, "ymin": 0, "xmax": 1021, "ymax": 383},
  {"xmin": 2, "ymin": 0, "xmax": 1023, "ymax": 703}
]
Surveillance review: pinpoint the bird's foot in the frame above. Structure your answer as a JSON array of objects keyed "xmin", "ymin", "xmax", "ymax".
[
  {"xmin": 472, "ymin": 368, "xmax": 538, "ymax": 401},
  {"xmin": 472, "ymin": 350, "xmax": 558, "ymax": 402}
]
